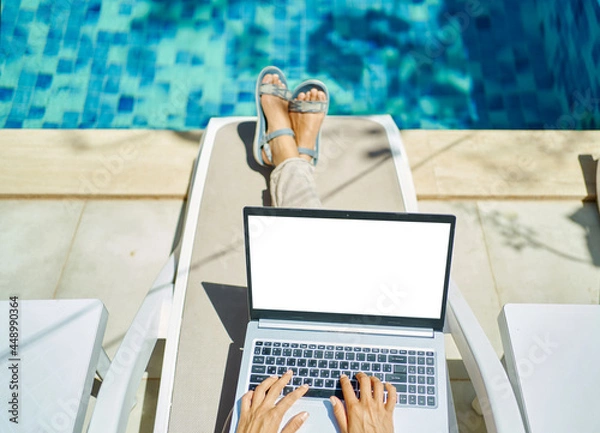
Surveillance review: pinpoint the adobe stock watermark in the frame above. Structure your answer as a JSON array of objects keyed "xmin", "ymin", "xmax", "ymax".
[
  {"xmin": 372, "ymin": 282, "xmax": 409, "ymax": 317},
  {"xmin": 544, "ymin": 88, "xmax": 600, "ymax": 130},
  {"xmin": 513, "ymin": 333, "xmax": 559, "ymax": 379},
  {"xmin": 469, "ymin": 332, "xmax": 559, "ymax": 431},
  {"xmin": 410, "ymin": 0, "xmax": 484, "ymax": 69},
  {"xmin": 63, "ymin": 139, "xmax": 141, "ymax": 214},
  {"xmin": 487, "ymin": 154, "xmax": 537, "ymax": 196},
  {"xmin": 37, "ymin": 398, "xmax": 81, "ymax": 433}
]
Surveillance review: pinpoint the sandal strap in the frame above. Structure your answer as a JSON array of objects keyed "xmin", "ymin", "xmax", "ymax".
[
  {"xmin": 264, "ymin": 128, "xmax": 295, "ymax": 143},
  {"xmin": 289, "ymin": 100, "xmax": 328, "ymax": 113},
  {"xmin": 261, "ymin": 128, "xmax": 295, "ymax": 165},
  {"xmin": 297, "ymin": 147, "xmax": 317, "ymax": 158},
  {"xmin": 260, "ymin": 83, "xmax": 293, "ymax": 101}
]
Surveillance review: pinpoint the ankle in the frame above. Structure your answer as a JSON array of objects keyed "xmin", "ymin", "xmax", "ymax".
[{"xmin": 270, "ymin": 136, "xmax": 299, "ymax": 166}]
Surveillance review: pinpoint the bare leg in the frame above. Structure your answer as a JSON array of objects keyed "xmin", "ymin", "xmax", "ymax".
[
  {"xmin": 289, "ymin": 88, "xmax": 327, "ymax": 163},
  {"xmin": 267, "ymin": 86, "xmax": 327, "ymax": 208},
  {"xmin": 260, "ymin": 74, "xmax": 298, "ymax": 166}
]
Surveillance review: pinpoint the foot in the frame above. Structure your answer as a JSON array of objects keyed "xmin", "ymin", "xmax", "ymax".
[
  {"xmin": 289, "ymin": 88, "xmax": 327, "ymax": 163},
  {"xmin": 260, "ymin": 74, "xmax": 299, "ymax": 166}
]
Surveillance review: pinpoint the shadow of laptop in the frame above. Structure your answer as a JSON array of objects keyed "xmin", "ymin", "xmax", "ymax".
[{"xmin": 203, "ymin": 282, "xmax": 249, "ymax": 433}]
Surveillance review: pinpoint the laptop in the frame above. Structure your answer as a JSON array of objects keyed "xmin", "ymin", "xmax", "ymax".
[{"xmin": 229, "ymin": 206, "xmax": 455, "ymax": 433}]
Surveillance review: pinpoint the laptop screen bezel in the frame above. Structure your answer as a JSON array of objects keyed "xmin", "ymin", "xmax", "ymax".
[{"xmin": 243, "ymin": 206, "xmax": 456, "ymax": 332}]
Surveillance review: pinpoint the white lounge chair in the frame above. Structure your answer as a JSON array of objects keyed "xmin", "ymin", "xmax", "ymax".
[{"xmin": 123, "ymin": 116, "xmax": 525, "ymax": 433}]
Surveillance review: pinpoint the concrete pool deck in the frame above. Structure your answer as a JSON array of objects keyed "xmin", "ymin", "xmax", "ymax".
[{"xmin": 1, "ymin": 128, "xmax": 599, "ymax": 432}]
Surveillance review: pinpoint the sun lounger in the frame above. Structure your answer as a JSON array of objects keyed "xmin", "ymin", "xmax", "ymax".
[{"xmin": 152, "ymin": 115, "xmax": 525, "ymax": 433}]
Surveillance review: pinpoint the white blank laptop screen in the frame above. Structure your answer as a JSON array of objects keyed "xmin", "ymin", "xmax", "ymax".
[{"xmin": 248, "ymin": 215, "xmax": 452, "ymax": 320}]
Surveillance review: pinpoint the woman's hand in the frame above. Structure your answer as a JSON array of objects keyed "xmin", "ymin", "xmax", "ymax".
[
  {"xmin": 236, "ymin": 370, "xmax": 309, "ymax": 433},
  {"xmin": 330, "ymin": 372, "xmax": 396, "ymax": 433}
]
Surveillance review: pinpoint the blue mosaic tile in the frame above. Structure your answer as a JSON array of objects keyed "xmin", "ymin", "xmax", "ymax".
[
  {"xmin": 87, "ymin": 77, "xmax": 103, "ymax": 93},
  {"xmin": 97, "ymin": 111, "xmax": 115, "ymax": 127},
  {"xmin": 9, "ymin": 102, "xmax": 28, "ymax": 118},
  {"xmin": 57, "ymin": 59, "xmax": 73, "ymax": 74},
  {"xmin": 191, "ymin": 55, "xmax": 203, "ymax": 66},
  {"xmin": 18, "ymin": 9, "xmax": 35, "ymax": 24},
  {"xmin": 84, "ymin": 93, "xmax": 99, "ymax": 110},
  {"xmin": 0, "ymin": 87, "xmax": 15, "ymax": 102},
  {"xmin": 28, "ymin": 105, "xmax": 46, "ymax": 119},
  {"xmin": 133, "ymin": 115, "xmax": 147, "ymax": 126},
  {"xmin": 104, "ymin": 76, "xmax": 120, "ymax": 94},
  {"xmin": 238, "ymin": 92, "xmax": 253, "ymax": 103},
  {"xmin": 5, "ymin": 120, "xmax": 24, "ymax": 128},
  {"xmin": 2, "ymin": 1, "xmax": 20, "ymax": 22},
  {"xmin": 117, "ymin": 95, "xmax": 134, "ymax": 112},
  {"xmin": 18, "ymin": 71, "xmax": 36, "ymax": 87},
  {"xmin": 175, "ymin": 51, "xmax": 190, "ymax": 65},
  {"xmin": 119, "ymin": 4, "xmax": 133, "ymax": 16},
  {"xmin": 62, "ymin": 111, "xmax": 79, "ymax": 127}
]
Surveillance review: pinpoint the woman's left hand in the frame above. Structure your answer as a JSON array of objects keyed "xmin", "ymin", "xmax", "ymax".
[{"xmin": 236, "ymin": 370, "xmax": 310, "ymax": 433}]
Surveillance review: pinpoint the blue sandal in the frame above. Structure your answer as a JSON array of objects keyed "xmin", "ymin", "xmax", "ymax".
[
  {"xmin": 254, "ymin": 66, "xmax": 294, "ymax": 166},
  {"xmin": 289, "ymin": 79, "xmax": 329, "ymax": 166}
]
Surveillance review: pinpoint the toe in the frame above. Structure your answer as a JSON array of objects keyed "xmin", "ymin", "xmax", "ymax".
[
  {"xmin": 262, "ymin": 74, "xmax": 274, "ymax": 84},
  {"xmin": 309, "ymin": 88, "xmax": 318, "ymax": 100},
  {"xmin": 317, "ymin": 90, "xmax": 327, "ymax": 101},
  {"xmin": 296, "ymin": 92, "xmax": 307, "ymax": 101}
]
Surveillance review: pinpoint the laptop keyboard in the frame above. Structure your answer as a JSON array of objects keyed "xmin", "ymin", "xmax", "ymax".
[{"xmin": 248, "ymin": 339, "xmax": 437, "ymax": 408}]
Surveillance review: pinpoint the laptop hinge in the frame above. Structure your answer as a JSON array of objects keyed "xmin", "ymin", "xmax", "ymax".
[{"xmin": 258, "ymin": 319, "xmax": 434, "ymax": 338}]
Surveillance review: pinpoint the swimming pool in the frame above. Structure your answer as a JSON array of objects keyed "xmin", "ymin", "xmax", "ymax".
[{"xmin": 0, "ymin": 0, "xmax": 598, "ymax": 129}]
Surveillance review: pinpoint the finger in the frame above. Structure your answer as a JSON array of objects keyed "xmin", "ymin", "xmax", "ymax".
[
  {"xmin": 252, "ymin": 375, "xmax": 279, "ymax": 406},
  {"xmin": 339, "ymin": 374, "xmax": 358, "ymax": 405},
  {"xmin": 281, "ymin": 411, "xmax": 309, "ymax": 433},
  {"xmin": 241, "ymin": 390, "xmax": 253, "ymax": 414},
  {"xmin": 384, "ymin": 382, "xmax": 397, "ymax": 412},
  {"xmin": 275, "ymin": 383, "xmax": 309, "ymax": 414},
  {"xmin": 264, "ymin": 370, "xmax": 293, "ymax": 405},
  {"xmin": 330, "ymin": 396, "xmax": 348, "ymax": 433},
  {"xmin": 371, "ymin": 375, "xmax": 384, "ymax": 402},
  {"xmin": 356, "ymin": 372, "xmax": 372, "ymax": 401}
]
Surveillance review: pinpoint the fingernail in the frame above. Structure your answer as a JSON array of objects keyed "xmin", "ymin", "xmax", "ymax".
[
  {"xmin": 340, "ymin": 374, "xmax": 347, "ymax": 379},
  {"xmin": 286, "ymin": 369, "xmax": 293, "ymax": 375},
  {"xmin": 329, "ymin": 396, "xmax": 336, "ymax": 406},
  {"xmin": 301, "ymin": 383, "xmax": 309, "ymax": 389},
  {"xmin": 300, "ymin": 412, "xmax": 309, "ymax": 421},
  {"xmin": 270, "ymin": 375, "xmax": 278, "ymax": 379}
]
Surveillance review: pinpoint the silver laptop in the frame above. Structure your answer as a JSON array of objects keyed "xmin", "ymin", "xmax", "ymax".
[{"xmin": 230, "ymin": 207, "xmax": 455, "ymax": 433}]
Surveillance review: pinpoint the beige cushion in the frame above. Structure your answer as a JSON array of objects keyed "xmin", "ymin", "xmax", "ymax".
[{"xmin": 168, "ymin": 117, "xmax": 407, "ymax": 433}]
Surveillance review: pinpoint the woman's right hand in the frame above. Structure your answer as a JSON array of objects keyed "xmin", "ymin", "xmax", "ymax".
[{"xmin": 330, "ymin": 373, "xmax": 397, "ymax": 433}]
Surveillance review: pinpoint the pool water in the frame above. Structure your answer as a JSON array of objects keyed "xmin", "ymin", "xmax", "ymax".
[{"xmin": 0, "ymin": 0, "xmax": 598, "ymax": 129}]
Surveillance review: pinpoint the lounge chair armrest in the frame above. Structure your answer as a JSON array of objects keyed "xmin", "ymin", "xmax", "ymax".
[
  {"xmin": 87, "ymin": 255, "xmax": 175, "ymax": 433},
  {"xmin": 447, "ymin": 281, "xmax": 525, "ymax": 433}
]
